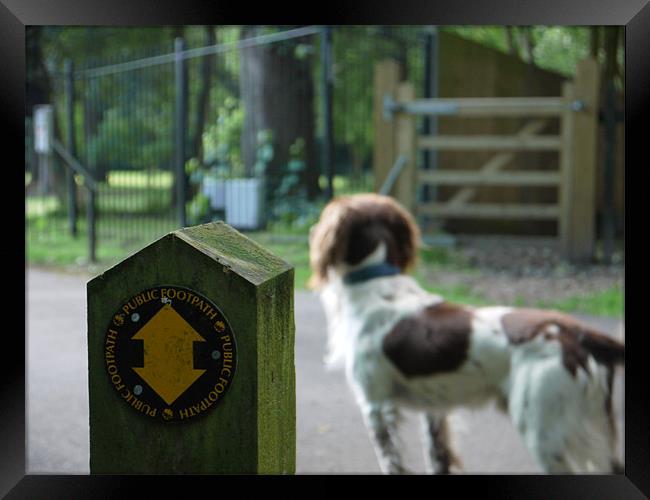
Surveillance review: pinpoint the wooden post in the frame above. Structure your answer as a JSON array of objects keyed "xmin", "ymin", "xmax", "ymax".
[
  {"xmin": 373, "ymin": 59, "xmax": 401, "ymax": 193},
  {"xmin": 559, "ymin": 81, "xmax": 575, "ymax": 254},
  {"xmin": 87, "ymin": 222, "xmax": 295, "ymax": 474},
  {"xmin": 320, "ymin": 25, "xmax": 334, "ymax": 200},
  {"xmin": 563, "ymin": 58, "xmax": 600, "ymax": 262},
  {"xmin": 394, "ymin": 82, "xmax": 417, "ymax": 213}
]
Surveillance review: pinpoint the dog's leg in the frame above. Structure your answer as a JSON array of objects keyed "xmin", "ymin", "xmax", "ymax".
[
  {"xmin": 422, "ymin": 413, "xmax": 459, "ymax": 474},
  {"xmin": 509, "ymin": 358, "xmax": 619, "ymax": 473},
  {"xmin": 362, "ymin": 402, "xmax": 407, "ymax": 474}
]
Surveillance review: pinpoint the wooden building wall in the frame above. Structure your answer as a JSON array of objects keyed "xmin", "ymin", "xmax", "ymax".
[{"xmin": 427, "ymin": 32, "xmax": 623, "ymax": 237}]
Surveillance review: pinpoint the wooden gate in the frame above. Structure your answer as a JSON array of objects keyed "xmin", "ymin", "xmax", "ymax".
[{"xmin": 373, "ymin": 58, "xmax": 600, "ymax": 262}]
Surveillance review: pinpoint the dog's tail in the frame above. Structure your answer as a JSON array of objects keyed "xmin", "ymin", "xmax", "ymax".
[
  {"xmin": 577, "ymin": 327, "xmax": 625, "ymax": 367},
  {"xmin": 575, "ymin": 325, "xmax": 624, "ymax": 452}
]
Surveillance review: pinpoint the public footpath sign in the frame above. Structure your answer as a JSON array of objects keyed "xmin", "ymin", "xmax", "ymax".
[
  {"xmin": 87, "ymin": 222, "xmax": 295, "ymax": 474},
  {"xmin": 104, "ymin": 285, "xmax": 236, "ymax": 423}
]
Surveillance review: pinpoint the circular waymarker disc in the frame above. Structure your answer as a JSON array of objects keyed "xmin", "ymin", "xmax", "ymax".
[{"xmin": 104, "ymin": 285, "xmax": 237, "ymax": 424}]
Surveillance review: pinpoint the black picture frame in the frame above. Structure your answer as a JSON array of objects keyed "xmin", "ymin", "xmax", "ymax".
[{"xmin": 7, "ymin": 0, "xmax": 648, "ymax": 497}]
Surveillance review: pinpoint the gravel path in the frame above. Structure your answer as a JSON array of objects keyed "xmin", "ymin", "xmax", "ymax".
[{"xmin": 421, "ymin": 236, "xmax": 624, "ymax": 307}]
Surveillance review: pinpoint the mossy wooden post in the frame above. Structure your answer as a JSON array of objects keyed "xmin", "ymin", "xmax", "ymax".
[
  {"xmin": 87, "ymin": 222, "xmax": 295, "ymax": 474},
  {"xmin": 563, "ymin": 57, "xmax": 600, "ymax": 262},
  {"xmin": 559, "ymin": 81, "xmax": 575, "ymax": 257}
]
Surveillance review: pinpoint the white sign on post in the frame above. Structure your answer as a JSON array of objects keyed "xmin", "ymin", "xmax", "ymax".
[{"xmin": 34, "ymin": 105, "xmax": 53, "ymax": 154}]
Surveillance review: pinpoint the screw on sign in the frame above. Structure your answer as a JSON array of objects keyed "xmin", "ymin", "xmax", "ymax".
[{"xmin": 104, "ymin": 285, "xmax": 237, "ymax": 424}]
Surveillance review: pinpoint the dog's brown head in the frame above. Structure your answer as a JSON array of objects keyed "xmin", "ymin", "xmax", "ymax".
[{"xmin": 308, "ymin": 193, "xmax": 420, "ymax": 289}]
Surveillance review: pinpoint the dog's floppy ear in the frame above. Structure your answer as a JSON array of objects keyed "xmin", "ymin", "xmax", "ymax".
[
  {"xmin": 308, "ymin": 199, "xmax": 351, "ymax": 289},
  {"xmin": 308, "ymin": 194, "xmax": 420, "ymax": 289}
]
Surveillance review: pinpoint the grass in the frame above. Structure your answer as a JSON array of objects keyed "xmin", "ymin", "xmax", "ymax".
[
  {"xmin": 26, "ymin": 195, "xmax": 61, "ymax": 218},
  {"xmin": 418, "ymin": 281, "xmax": 494, "ymax": 307},
  {"xmin": 242, "ymin": 239, "xmax": 623, "ymax": 318},
  {"xmin": 27, "ymin": 171, "xmax": 366, "ymax": 223},
  {"xmin": 26, "ymin": 213, "xmax": 176, "ymax": 270},
  {"xmin": 26, "ymin": 223, "xmax": 623, "ymax": 318},
  {"xmin": 535, "ymin": 286, "xmax": 624, "ymax": 318},
  {"xmin": 107, "ymin": 170, "xmax": 173, "ymax": 189},
  {"xmin": 26, "ymin": 171, "xmax": 622, "ymax": 317},
  {"xmin": 26, "ymin": 218, "xmax": 623, "ymax": 318},
  {"xmin": 26, "ymin": 171, "xmax": 173, "ymax": 221},
  {"xmin": 27, "ymin": 233, "xmax": 145, "ymax": 268},
  {"xmin": 318, "ymin": 172, "xmax": 373, "ymax": 196},
  {"xmin": 247, "ymin": 232, "xmax": 312, "ymax": 289}
]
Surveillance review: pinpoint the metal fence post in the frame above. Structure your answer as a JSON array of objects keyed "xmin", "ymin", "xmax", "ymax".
[
  {"xmin": 64, "ymin": 59, "xmax": 78, "ymax": 237},
  {"xmin": 175, "ymin": 38, "xmax": 188, "ymax": 227},
  {"xmin": 421, "ymin": 27, "xmax": 439, "ymax": 204},
  {"xmin": 320, "ymin": 26, "xmax": 334, "ymax": 200},
  {"xmin": 88, "ymin": 188, "xmax": 97, "ymax": 262},
  {"xmin": 84, "ymin": 75, "xmax": 98, "ymax": 263}
]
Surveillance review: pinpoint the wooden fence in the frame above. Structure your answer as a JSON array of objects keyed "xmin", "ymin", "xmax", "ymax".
[{"xmin": 374, "ymin": 58, "xmax": 600, "ymax": 262}]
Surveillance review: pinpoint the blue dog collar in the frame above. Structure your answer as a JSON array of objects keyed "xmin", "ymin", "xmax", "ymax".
[{"xmin": 343, "ymin": 262, "xmax": 401, "ymax": 285}]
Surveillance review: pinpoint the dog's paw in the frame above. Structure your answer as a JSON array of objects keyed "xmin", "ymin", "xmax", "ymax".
[{"xmin": 386, "ymin": 464, "xmax": 411, "ymax": 475}]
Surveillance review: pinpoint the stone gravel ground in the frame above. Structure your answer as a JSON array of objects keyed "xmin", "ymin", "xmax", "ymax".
[{"xmin": 419, "ymin": 236, "xmax": 624, "ymax": 310}]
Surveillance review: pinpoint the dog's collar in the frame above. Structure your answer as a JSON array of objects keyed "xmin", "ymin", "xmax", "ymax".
[{"xmin": 343, "ymin": 262, "xmax": 401, "ymax": 285}]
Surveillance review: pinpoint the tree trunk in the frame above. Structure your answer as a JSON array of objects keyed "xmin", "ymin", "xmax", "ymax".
[
  {"xmin": 590, "ymin": 26, "xmax": 601, "ymax": 58},
  {"xmin": 26, "ymin": 27, "xmax": 51, "ymax": 191},
  {"xmin": 82, "ymin": 77, "xmax": 108, "ymax": 181},
  {"xmin": 603, "ymin": 27, "xmax": 620, "ymax": 84},
  {"xmin": 26, "ymin": 28, "xmax": 51, "ymax": 116},
  {"xmin": 521, "ymin": 27, "xmax": 535, "ymax": 67},
  {"xmin": 239, "ymin": 26, "xmax": 319, "ymax": 199},
  {"xmin": 521, "ymin": 27, "xmax": 536, "ymax": 96},
  {"xmin": 26, "ymin": 28, "xmax": 69, "ymax": 203},
  {"xmin": 190, "ymin": 26, "xmax": 216, "ymax": 165}
]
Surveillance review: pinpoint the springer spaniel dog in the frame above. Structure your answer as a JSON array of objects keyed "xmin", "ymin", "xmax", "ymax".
[{"xmin": 308, "ymin": 193, "xmax": 624, "ymax": 475}]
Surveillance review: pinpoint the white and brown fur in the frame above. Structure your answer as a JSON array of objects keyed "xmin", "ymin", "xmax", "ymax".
[{"xmin": 309, "ymin": 193, "xmax": 624, "ymax": 475}]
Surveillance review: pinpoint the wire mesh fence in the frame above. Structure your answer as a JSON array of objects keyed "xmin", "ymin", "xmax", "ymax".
[{"xmin": 25, "ymin": 26, "xmax": 430, "ymax": 265}]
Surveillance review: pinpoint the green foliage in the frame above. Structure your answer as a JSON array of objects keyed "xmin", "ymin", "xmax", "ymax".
[
  {"xmin": 529, "ymin": 27, "xmax": 590, "ymax": 75},
  {"xmin": 445, "ymin": 26, "xmax": 509, "ymax": 52},
  {"xmin": 254, "ymin": 129, "xmax": 275, "ymax": 178},
  {"xmin": 203, "ymin": 96, "xmax": 244, "ymax": 174},
  {"xmin": 267, "ymin": 137, "xmax": 324, "ymax": 231},
  {"xmin": 30, "ymin": 25, "xmax": 615, "ymax": 277},
  {"xmin": 186, "ymin": 192, "xmax": 211, "ymax": 225},
  {"xmin": 329, "ymin": 27, "xmax": 424, "ymax": 175},
  {"xmin": 35, "ymin": 25, "xmax": 599, "ymax": 186},
  {"xmin": 443, "ymin": 26, "xmax": 592, "ymax": 76},
  {"xmin": 294, "ymin": 43, "xmax": 315, "ymax": 60},
  {"xmin": 39, "ymin": 27, "xmax": 175, "ymax": 70},
  {"xmin": 86, "ymin": 107, "xmax": 170, "ymax": 170}
]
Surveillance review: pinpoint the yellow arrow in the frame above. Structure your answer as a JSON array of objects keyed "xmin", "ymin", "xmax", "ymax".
[{"xmin": 132, "ymin": 304, "xmax": 206, "ymax": 405}]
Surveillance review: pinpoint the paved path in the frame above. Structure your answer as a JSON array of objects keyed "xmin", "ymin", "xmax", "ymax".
[{"xmin": 26, "ymin": 267, "xmax": 624, "ymax": 474}]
